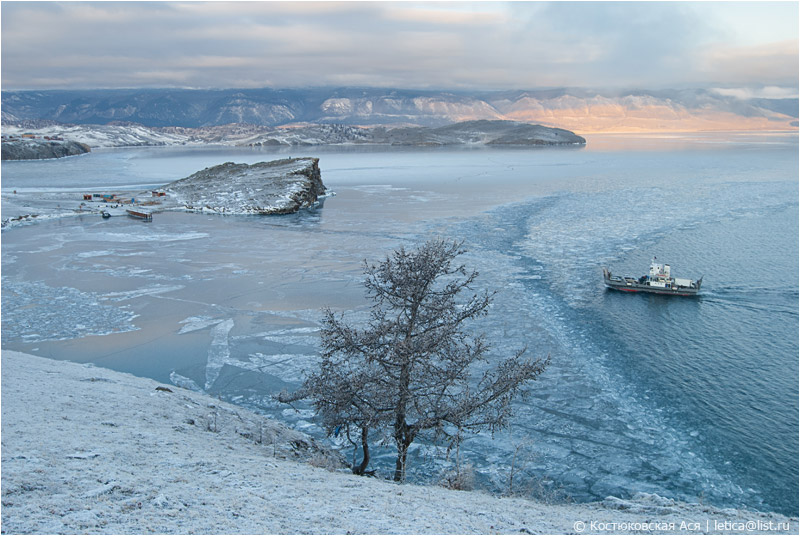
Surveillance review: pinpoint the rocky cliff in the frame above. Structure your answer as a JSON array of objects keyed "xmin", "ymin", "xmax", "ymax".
[
  {"xmin": 1, "ymin": 139, "xmax": 91, "ymax": 160},
  {"xmin": 162, "ymin": 158, "xmax": 325, "ymax": 215}
]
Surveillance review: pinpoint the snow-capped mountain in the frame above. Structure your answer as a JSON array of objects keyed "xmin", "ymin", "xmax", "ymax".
[{"xmin": 2, "ymin": 87, "xmax": 796, "ymax": 133}]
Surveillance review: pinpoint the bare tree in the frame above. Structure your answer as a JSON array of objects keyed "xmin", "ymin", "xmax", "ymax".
[{"xmin": 295, "ymin": 238, "xmax": 549, "ymax": 481}]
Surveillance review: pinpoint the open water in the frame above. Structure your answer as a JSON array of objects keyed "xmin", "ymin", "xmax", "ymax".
[{"xmin": 2, "ymin": 132, "xmax": 797, "ymax": 514}]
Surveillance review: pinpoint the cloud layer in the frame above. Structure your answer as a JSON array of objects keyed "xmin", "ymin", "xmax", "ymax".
[{"xmin": 2, "ymin": 1, "xmax": 797, "ymax": 91}]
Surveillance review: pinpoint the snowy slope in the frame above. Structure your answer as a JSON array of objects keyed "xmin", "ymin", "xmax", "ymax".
[
  {"xmin": 2, "ymin": 351, "xmax": 796, "ymax": 534},
  {"xmin": 1, "ymin": 123, "xmax": 193, "ymax": 148}
]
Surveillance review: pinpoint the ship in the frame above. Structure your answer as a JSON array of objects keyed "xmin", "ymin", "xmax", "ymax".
[{"xmin": 603, "ymin": 257, "xmax": 702, "ymax": 296}]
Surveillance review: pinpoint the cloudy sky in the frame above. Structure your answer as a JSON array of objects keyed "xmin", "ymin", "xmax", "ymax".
[{"xmin": 1, "ymin": 1, "xmax": 797, "ymax": 94}]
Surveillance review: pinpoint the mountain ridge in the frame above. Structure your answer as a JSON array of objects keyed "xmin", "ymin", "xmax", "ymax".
[{"xmin": 3, "ymin": 87, "xmax": 797, "ymax": 133}]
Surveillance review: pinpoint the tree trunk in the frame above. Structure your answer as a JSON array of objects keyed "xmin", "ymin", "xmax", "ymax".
[
  {"xmin": 394, "ymin": 436, "xmax": 410, "ymax": 482},
  {"xmin": 394, "ymin": 340, "xmax": 413, "ymax": 482},
  {"xmin": 353, "ymin": 426, "xmax": 370, "ymax": 475},
  {"xmin": 394, "ymin": 360, "xmax": 413, "ymax": 482},
  {"xmin": 393, "ymin": 420, "xmax": 414, "ymax": 482}
]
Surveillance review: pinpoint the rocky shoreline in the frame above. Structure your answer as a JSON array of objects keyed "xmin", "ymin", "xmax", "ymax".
[{"xmin": 2, "ymin": 350, "xmax": 796, "ymax": 534}]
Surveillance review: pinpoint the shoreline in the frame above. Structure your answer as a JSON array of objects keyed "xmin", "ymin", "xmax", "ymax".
[{"xmin": 2, "ymin": 350, "xmax": 796, "ymax": 534}]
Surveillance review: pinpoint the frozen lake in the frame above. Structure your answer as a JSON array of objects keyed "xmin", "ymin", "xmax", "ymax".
[{"xmin": 2, "ymin": 133, "xmax": 798, "ymax": 514}]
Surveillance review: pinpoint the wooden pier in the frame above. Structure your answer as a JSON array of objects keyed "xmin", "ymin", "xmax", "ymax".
[{"xmin": 126, "ymin": 209, "xmax": 152, "ymax": 221}]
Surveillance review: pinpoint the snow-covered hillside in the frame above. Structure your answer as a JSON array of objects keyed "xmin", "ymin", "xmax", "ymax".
[
  {"xmin": 3, "ymin": 351, "xmax": 796, "ymax": 534},
  {"xmin": 1, "ymin": 123, "xmax": 193, "ymax": 148},
  {"xmin": 1, "ymin": 120, "xmax": 586, "ymax": 149}
]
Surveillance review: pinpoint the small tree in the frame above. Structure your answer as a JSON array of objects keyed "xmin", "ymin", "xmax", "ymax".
[{"xmin": 298, "ymin": 238, "xmax": 548, "ymax": 480}]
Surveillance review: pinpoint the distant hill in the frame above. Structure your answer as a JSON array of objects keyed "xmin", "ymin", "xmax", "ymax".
[
  {"xmin": 0, "ymin": 120, "xmax": 585, "ymax": 148},
  {"xmin": 2, "ymin": 87, "xmax": 797, "ymax": 133},
  {"xmin": 366, "ymin": 120, "xmax": 585, "ymax": 146}
]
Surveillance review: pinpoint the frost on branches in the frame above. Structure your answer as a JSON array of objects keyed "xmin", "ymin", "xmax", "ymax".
[{"xmin": 284, "ymin": 238, "xmax": 549, "ymax": 481}]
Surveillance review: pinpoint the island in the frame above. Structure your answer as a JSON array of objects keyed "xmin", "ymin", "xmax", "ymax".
[
  {"xmin": 1, "ymin": 157, "xmax": 326, "ymax": 229},
  {"xmin": 159, "ymin": 158, "xmax": 325, "ymax": 215}
]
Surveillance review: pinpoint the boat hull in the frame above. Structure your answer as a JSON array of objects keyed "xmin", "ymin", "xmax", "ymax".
[
  {"xmin": 603, "ymin": 279, "xmax": 699, "ymax": 296},
  {"xmin": 602, "ymin": 267, "xmax": 701, "ymax": 296}
]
